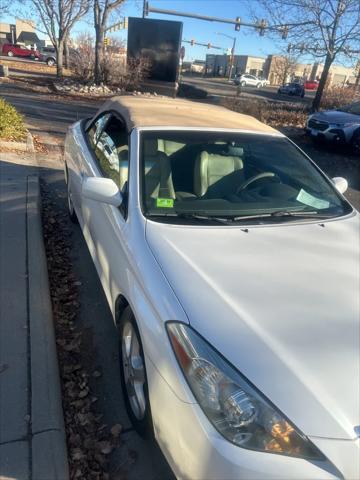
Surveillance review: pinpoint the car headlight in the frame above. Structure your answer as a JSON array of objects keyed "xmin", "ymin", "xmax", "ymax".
[{"xmin": 167, "ymin": 322, "xmax": 323, "ymax": 459}]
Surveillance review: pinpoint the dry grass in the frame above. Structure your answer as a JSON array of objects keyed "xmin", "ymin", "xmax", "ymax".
[{"xmin": 0, "ymin": 58, "xmax": 72, "ymax": 76}]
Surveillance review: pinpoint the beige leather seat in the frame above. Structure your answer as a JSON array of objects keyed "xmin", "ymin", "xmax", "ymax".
[
  {"xmin": 143, "ymin": 139, "xmax": 175, "ymax": 200},
  {"xmin": 194, "ymin": 148, "xmax": 245, "ymax": 199}
]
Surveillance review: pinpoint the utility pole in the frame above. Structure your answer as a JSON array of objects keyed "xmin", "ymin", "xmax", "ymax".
[{"xmin": 217, "ymin": 32, "xmax": 236, "ymax": 81}]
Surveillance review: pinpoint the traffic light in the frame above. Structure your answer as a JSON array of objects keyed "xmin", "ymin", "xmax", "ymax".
[
  {"xmin": 287, "ymin": 43, "xmax": 292, "ymax": 53},
  {"xmin": 124, "ymin": 17, "xmax": 128, "ymax": 29},
  {"xmin": 207, "ymin": 43, "xmax": 211, "ymax": 49},
  {"xmin": 190, "ymin": 39, "xmax": 195, "ymax": 46},
  {"xmin": 281, "ymin": 25, "xmax": 289, "ymax": 40},
  {"xmin": 258, "ymin": 19, "xmax": 267, "ymax": 36},
  {"xmin": 104, "ymin": 37, "xmax": 109, "ymax": 46},
  {"xmin": 144, "ymin": 1, "xmax": 149, "ymax": 16},
  {"xmin": 235, "ymin": 17, "xmax": 241, "ymax": 31}
]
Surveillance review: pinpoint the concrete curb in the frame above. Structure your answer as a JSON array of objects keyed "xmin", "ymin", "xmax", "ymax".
[
  {"xmin": 0, "ymin": 132, "xmax": 35, "ymax": 152},
  {"xmin": 27, "ymin": 175, "xmax": 69, "ymax": 480}
]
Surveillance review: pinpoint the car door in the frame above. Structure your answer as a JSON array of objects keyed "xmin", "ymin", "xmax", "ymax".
[
  {"xmin": 81, "ymin": 113, "xmax": 130, "ymax": 307},
  {"xmin": 17, "ymin": 45, "xmax": 27, "ymax": 56}
]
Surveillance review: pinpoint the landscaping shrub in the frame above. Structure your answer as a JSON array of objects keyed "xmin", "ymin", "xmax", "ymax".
[
  {"xmin": 70, "ymin": 34, "xmax": 151, "ymax": 90},
  {"xmin": 222, "ymin": 97, "xmax": 308, "ymax": 129},
  {"xmin": 0, "ymin": 98, "xmax": 27, "ymax": 141},
  {"xmin": 320, "ymin": 86, "xmax": 357, "ymax": 110}
]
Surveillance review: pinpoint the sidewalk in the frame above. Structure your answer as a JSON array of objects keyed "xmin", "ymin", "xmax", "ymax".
[{"xmin": 0, "ymin": 152, "xmax": 68, "ymax": 480}]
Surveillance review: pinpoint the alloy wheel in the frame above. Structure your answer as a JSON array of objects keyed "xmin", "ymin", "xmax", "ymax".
[{"xmin": 122, "ymin": 321, "xmax": 146, "ymax": 420}]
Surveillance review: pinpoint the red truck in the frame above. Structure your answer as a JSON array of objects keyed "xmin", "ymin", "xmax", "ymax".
[{"xmin": 2, "ymin": 43, "xmax": 40, "ymax": 59}]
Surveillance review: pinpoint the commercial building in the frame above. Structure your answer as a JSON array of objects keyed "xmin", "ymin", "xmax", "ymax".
[
  {"xmin": 205, "ymin": 52, "xmax": 358, "ymax": 86},
  {"xmin": 205, "ymin": 54, "xmax": 265, "ymax": 77},
  {"xmin": 0, "ymin": 18, "xmax": 45, "ymax": 48}
]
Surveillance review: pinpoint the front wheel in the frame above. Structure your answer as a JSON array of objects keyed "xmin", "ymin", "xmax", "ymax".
[
  {"xmin": 47, "ymin": 58, "xmax": 55, "ymax": 67},
  {"xmin": 65, "ymin": 169, "xmax": 78, "ymax": 223},
  {"xmin": 240, "ymin": 81, "xmax": 246, "ymax": 87},
  {"xmin": 7, "ymin": 51, "xmax": 14, "ymax": 57},
  {"xmin": 256, "ymin": 83, "xmax": 261, "ymax": 89},
  {"xmin": 119, "ymin": 307, "xmax": 153, "ymax": 437}
]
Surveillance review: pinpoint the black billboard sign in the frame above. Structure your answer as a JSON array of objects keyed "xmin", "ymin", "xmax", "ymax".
[{"xmin": 127, "ymin": 17, "xmax": 183, "ymax": 83}]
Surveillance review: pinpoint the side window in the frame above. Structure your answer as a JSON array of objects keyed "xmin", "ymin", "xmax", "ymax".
[
  {"xmin": 88, "ymin": 114, "xmax": 129, "ymax": 192},
  {"xmin": 87, "ymin": 113, "xmax": 111, "ymax": 149}
]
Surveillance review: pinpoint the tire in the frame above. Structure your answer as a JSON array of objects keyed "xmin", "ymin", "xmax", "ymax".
[
  {"xmin": 65, "ymin": 168, "xmax": 78, "ymax": 223},
  {"xmin": 119, "ymin": 307, "xmax": 153, "ymax": 437},
  {"xmin": 256, "ymin": 83, "xmax": 261, "ymax": 89},
  {"xmin": 47, "ymin": 58, "xmax": 55, "ymax": 67},
  {"xmin": 351, "ymin": 131, "xmax": 360, "ymax": 154},
  {"xmin": 7, "ymin": 51, "xmax": 14, "ymax": 57}
]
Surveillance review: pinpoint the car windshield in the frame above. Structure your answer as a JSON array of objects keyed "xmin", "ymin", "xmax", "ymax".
[
  {"xmin": 338, "ymin": 101, "xmax": 360, "ymax": 115},
  {"xmin": 140, "ymin": 131, "xmax": 351, "ymax": 224}
]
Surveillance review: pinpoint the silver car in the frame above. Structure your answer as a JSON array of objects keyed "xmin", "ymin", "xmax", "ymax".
[
  {"xmin": 234, "ymin": 74, "xmax": 263, "ymax": 88},
  {"xmin": 306, "ymin": 101, "xmax": 360, "ymax": 152}
]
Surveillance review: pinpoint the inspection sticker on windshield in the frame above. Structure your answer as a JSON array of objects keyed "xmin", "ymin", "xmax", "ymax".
[
  {"xmin": 156, "ymin": 198, "xmax": 174, "ymax": 208},
  {"xmin": 296, "ymin": 189, "xmax": 330, "ymax": 209}
]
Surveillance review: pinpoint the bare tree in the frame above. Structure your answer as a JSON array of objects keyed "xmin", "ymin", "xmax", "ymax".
[
  {"xmin": 93, "ymin": 0, "xmax": 125, "ymax": 84},
  {"xmin": 0, "ymin": 4, "xmax": 8, "ymax": 15},
  {"xmin": 27, "ymin": 0, "xmax": 90, "ymax": 77},
  {"xmin": 251, "ymin": 0, "xmax": 360, "ymax": 110},
  {"xmin": 271, "ymin": 54, "xmax": 299, "ymax": 85}
]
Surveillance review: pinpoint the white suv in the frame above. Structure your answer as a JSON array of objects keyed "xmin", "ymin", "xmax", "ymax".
[{"xmin": 234, "ymin": 73, "xmax": 263, "ymax": 88}]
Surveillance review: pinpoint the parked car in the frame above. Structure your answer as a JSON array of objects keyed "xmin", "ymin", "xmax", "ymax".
[
  {"xmin": 304, "ymin": 80, "xmax": 319, "ymax": 90},
  {"xmin": 2, "ymin": 43, "xmax": 40, "ymax": 59},
  {"xmin": 64, "ymin": 96, "xmax": 359, "ymax": 480},
  {"xmin": 258, "ymin": 76, "xmax": 270, "ymax": 86},
  {"xmin": 306, "ymin": 100, "xmax": 360, "ymax": 152},
  {"xmin": 234, "ymin": 73, "xmax": 264, "ymax": 88},
  {"xmin": 39, "ymin": 46, "xmax": 57, "ymax": 66},
  {"xmin": 39, "ymin": 46, "xmax": 80, "ymax": 67},
  {"xmin": 278, "ymin": 82, "xmax": 305, "ymax": 97}
]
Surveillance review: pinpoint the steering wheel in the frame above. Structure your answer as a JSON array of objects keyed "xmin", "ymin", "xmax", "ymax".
[{"xmin": 236, "ymin": 172, "xmax": 280, "ymax": 194}]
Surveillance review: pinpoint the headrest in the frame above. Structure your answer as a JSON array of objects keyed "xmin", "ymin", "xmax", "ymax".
[{"xmin": 225, "ymin": 145, "xmax": 244, "ymax": 157}]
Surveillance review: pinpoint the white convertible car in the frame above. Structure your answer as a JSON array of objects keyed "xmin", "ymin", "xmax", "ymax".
[{"xmin": 64, "ymin": 96, "xmax": 359, "ymax": 480}]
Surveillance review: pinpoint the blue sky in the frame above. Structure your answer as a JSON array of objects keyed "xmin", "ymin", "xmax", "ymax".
[
  {"xmin": 104, "ymin": 0, "xmax": 284, "ymax": 61},
  {"xmin": 4, "ymin": 0, "xmax": 289, "ymax": 61}
]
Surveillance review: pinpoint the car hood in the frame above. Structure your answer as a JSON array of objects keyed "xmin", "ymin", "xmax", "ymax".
[
  {"xmin": 146, "ymin": 215, "xmax": 360, "ymax": 440},
  {"xmin": 311, "ymin": 110, "xmax": 360, "ymax": 124}
]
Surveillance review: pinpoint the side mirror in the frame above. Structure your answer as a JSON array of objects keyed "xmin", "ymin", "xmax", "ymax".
[
  {"xmin": 82, "ymin": 177, "xmax": 122, "ymax": 207},
  {"xmin": 332, "ymin": 177, "xmax": 348, "ymax": 194}
]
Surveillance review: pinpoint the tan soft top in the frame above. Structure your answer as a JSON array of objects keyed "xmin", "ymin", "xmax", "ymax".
[{"xmin": 98, "ymin": 95, "xmax": 278, "ymax": 134}]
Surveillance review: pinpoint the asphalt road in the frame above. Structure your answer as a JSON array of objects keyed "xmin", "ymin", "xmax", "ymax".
[
  {"xmin": 0, "ymin": 82, "xmax": 99, "ymax": 140},
  {"xmin": 183, "ymin": 75, "xmax": 316, "ymax": 104}
]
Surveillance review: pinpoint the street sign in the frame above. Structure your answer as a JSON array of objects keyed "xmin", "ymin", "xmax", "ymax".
[{"xmin": 180, "ymin": 46, "xmax": 185, "ymax": 59}]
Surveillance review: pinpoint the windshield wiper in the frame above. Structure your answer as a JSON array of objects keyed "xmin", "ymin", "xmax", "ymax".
[
  {"xmin": 232, "ymin": 211, "xmax": 333, "ymax": 221},
  {"xmin": 147, "ymin": 212, "xmax": 232, "ymax": 224},
  {"xmin": 176, "ymin": 213, "xmax": 233, "ymax": 224}
]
